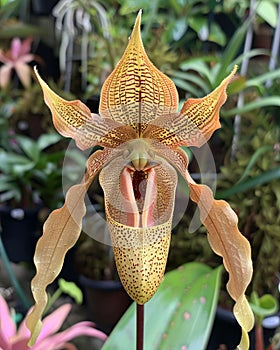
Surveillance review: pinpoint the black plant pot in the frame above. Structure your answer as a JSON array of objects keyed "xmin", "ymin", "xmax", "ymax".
[
  {"xmin": 31, "ymin": 0, "xmax": 58, "ymax": 16},
  {"xmin": 78, "ymin": 275, "xmax": 132, "ymax": 334},
  {"xmin": 0, "ymin": 207, "xmax": 40, "ymax": 263},
  {"xmin": 207, "ymin": 307, "xmax": 279, "ymax": 350},
  {"xmin": 206, "ymin": 307, "xmax": 242, "ymax": 350}
]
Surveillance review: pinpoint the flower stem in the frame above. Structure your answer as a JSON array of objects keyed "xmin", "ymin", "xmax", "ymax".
[
  {"xmin": 137, "ymin": 303, "xmax": 144, "ymax": 350},
  {"xmin": 255, "ymin": 323, "xmax": 264, "ymax": 350}
]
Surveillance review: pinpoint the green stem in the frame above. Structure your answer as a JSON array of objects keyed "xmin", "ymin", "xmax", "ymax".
[
  {"xmin": 0, "ymin": 233, "xmax": 31, "ymax": 310},
  {"xmin": 43, "ymin": 288, "xmax": 62, "ymax": 316}
]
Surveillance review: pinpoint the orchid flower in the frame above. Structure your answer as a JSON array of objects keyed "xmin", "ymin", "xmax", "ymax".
[
  {"xmin": 25, "ymin": 11, "xmax": 254, "ymax": 349},
  {"xmin": 0, "ymin": 37, "xmax": 39, "ymax": 88},
  {"xmin": 0, "ymin": 293, "xmax": 107, "ymax": 350}
]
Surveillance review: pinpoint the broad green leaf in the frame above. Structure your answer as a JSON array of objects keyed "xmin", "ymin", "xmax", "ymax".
[
  {"xmin": 172, "ymin": 78, "xmax": 203, "ymax": 97},
  {"xmin": 256, "ymin": 1, "xmax": 278, "ymax": 28},
  {"xmin": 58, "ymin": 279, "xmax": 83, "ymax": 305},
  {"xmin": 170, "ymin": 70, "xmax": 210, "ymax": 95},
  {"xmin": 102, "ymin": 263, "xmax": 222, "ymax": 350},
  {"xmin": 13, "ymin": 163, "xmax": 35, "ymax": 175},
  {"xmin": 15, "ymin": 135, "xmax": 39, "ymax": 161},
  {"xmin": 180, "ymin": 59, "xmax": 213, "ymax": 86},
  {"xmin": 250, "ymin": 292, "xmax": 279, "ymax": 325},
  {"xmin": 37, "ymin": 133, "xmax": 62, "ymax": 151},
  {"xmin": 0, "ymin": 152, "xmax": 31, "ymax": 166}
]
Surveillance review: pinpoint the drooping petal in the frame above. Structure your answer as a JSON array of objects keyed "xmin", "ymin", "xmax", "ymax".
[
  {"xmin": 25, "ymin": 149, "xmax": 113, "ymax": 346},
  {"xmin": 34, "ymin": 68, "xmax": 136, "ymax": 150},
  {"xmin": 99, "ymin": 11, "xmax": 178, "ymax": 133},
  {"xmin": 14, "ymin": 62, "xmax": 32, "ymax": 87},
  {"xmin": 99, "ymin": 151, "xmax": 177, "ymax": 303},
  {"xmin": 188, "ymin": 179, "xmax": 254, "ymax": 349},
  {"xmin": 0, "ymin": 63, "xmax": 13, "ymax": 88},
  {"xmin": 0, "ymin": 294, "xmax": 15, "ymax": 350},
  {"xmin": 144, "ymin": 66, "xmax": 237, "ymax": 148},
  {"xmin": 0, "ymin": 50, "xmax": 10, "ymax": 64},
  {"xmin": 158, "ymin": 146, "xmax": 254, "ymax": 350},
  {"xmin": 37, "ymin": 304, "xmax": 71, "ymax": 341}
]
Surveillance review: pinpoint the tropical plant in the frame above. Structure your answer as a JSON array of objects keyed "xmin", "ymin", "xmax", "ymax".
[
  {"xmin": 0, "ymin": 132, "xmax": 64, "ymax": 209},
  {"xmin": 24, "ymin": 10, "xmax": 253, "ymax": 350},
  {"xmin": 52, "ymin": 0, "xmax": 112, "ymax": 93},
  {"xmin": 168, "ymin": 17, "xmax": 280, "ymax": 105},
  {"xmin": 222, "ymin": 0, "xmax": 280, "ymax": 29}
]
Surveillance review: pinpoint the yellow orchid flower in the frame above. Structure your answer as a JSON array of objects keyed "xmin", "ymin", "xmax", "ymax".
[{"xmin": 25, "ymin": 10, "xmax": 254, "ymax": 349}]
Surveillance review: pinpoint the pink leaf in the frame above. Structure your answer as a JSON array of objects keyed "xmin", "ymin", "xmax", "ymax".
[{"xmin": 32, "ymin": 322, "xmax": 107, "ymax": 350}]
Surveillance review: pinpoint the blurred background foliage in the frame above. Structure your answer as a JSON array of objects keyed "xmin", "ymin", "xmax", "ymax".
[{"xmin": 1, "ymin": 0, "xmax": 280, "ymax": 305}]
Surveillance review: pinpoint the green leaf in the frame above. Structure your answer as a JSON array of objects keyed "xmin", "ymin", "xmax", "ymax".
[
  {"xmin": 237, "ymin": 145, "xmax": 274, "ymax": 183},
  {"xmin": 58, "ymin": 279, "xmax": 83, "ymax": 305},
  {"xmin": 256, "ymin": 1, "xmax": 278, "ymax": 28},
  {"xmin": 172, "ymin": 78, "xmax": 203, "ymax": 97},
  {"xmin": 216, "ymin": 166, "xmax": 280, "ymax": 199},
  {"xmin": 15, "ymin": 135, "xmax": 39, "ymax": 161},
  {"xmin": 246, "ymin": 68, "xmax": 280, "ymax": 88},
  {"xmin": 215, "ymin": 18, "xmax": 251, "ymax": 83},
  {"xmin": 37, "ymin": 133, "xmax": 62, "ymax": 151},
  {"xmin": 223, "ymin": 96, "xmax": 280, "ymax": 116},
  {"xmin": 102, "ymin": 263, "xmax": 222, "ymax": 350},
  {"xmin": 170, "ymin": 70, "xmax": 210, "ymax": 95},
  {"xmin": 180, "ymin": 58, "xmax": 214, "ymax": 86},
  {"xmin": 250, "ymin": 291, "xmax": 279, "ymax": 325}
]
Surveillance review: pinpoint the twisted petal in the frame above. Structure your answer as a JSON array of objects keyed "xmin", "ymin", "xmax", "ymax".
[
  {"xmin": 157, "ymin": 146, "xmax": 254, "ymax": 350},
  {"xmin": 34, "ymin": 68, "xmax": 136, "ymax": 150},
  {"xmin": 25, "ymin": 149, "xmax": 113, "ymax": 346},
  {"xmin": 99, "ymin": 153, "xmax": 177, "ymax": 303},
  {"xmin": 99, "ymin": 10, "xmax": 178, "ymax": 133},
  {"xmin": 144, "ymin": 66, "xmax": 237, "ymax": 148},
  {"xmin": 14, "ymin": 62, "xmax": 32, "ymax": 87}
]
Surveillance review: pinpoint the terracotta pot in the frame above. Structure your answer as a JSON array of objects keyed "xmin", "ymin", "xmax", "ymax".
[{"xmin": 78, "ymin": 275, "xmax": 132, "ymax": 334}]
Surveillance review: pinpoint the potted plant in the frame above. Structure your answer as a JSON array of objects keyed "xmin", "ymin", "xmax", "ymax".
[{"xmin": 0, "ymin": 129, "xmax": 66, "ymax": 262}]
